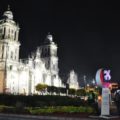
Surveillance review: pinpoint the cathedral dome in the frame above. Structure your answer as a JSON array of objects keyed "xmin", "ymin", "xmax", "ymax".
[
  {"xmin": 44, "ymin": 33, "xmax": 53, "ymax": 44},
  {"xmin": 3, "ymin": 5, "xmax": 13, "ymax": 20}
]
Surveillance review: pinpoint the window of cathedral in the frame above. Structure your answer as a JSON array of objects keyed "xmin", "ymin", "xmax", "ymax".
[
  {"xmin": 0, "ymin": 29, "xmax": 2, "ymax": 33},
  {"xmin": 2, "ymin": 45, "xmax": 4, "ymax": 58},
  {"xmin": 10, "ymin": 65, "xmax": 12, "ymax": 70},
  {"xmin": 8, "ymin": 34, "xmax": 10, "ymax": 38},
  {"xmin": 53, "ymin": 65, "xmax": 56, "ymax": 71},
  {"xmin": 11, "ymin": 51, "xmax": 13, "ymax": 59},
  {"xmin": 15, "ymin": 49, "xmax": 17, "ymax": 56},
  {"xmin": 14, "ymin": 31, "xmax": 16, "ymax": 40},
  {"xmin": 41, "ymin": 48, "xmax": 44, "ymax": 57},
  {"xmin": 53, "ymin": 75, "xmax": 56, "ymax": 78},
  {"xmin": 3, "ymin": 27, "xmax": 6, "ymax": 38},
  {"xmin": 9, "ymin": 28, "xmax": 10, "ymax": 34},
  {"xmin": 48, "ymin": 48, "xmax": 50, "ymax": 56},
  {"xmin": 11, "ymin": 30, "xmax": 13, "ymax": 39},
  {"xmin": 15, "ymin": 56, "xmax": 16, "ymax": 60},
  {"xmin": 46, "ymin": 48, "xmax": 48, "ymax": 54},
  {"xmin": 11, "ymin": 29, "xmax": 13, "ymax": 34},
  {"xmin": 3, "ymin": 27, "xmax": 6, "ymax": 34},
  {"xmin": 6, "ymin": 52, "xmax": 8, "ymax": 59},
  {"xmin": 1, "ymin": 52, "xmax": 3, "ymax": 59}
]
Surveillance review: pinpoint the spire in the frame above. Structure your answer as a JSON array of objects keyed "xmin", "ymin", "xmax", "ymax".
[
  {"xmin": 48, "ymin": 32, "xmax": 50, "ymax": 35},
  {"xmin": 3, "ymin": 5, "xmax": 13, "ymax": 20},
  {"xmin": 7, "ymin": 5, "xmax": 10, "ymax": 11}
]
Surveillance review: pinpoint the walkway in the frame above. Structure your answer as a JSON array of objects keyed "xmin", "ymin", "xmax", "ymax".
[{"xmin": 0, "ymin": 113, "xmax": 95, "ymax": 120}]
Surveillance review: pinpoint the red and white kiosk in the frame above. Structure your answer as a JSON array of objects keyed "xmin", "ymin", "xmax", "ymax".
[{"xmin": 96, "ymin": 68, "xmax": 111, "ymax": 116}]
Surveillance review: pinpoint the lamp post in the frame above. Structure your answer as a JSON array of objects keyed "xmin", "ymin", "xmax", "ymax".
[
  {"xmin": 92, "ymin": 79, "xmax": 95, "ymax": 89},
  {"xmin": 66, "ymin": 83, "xmax": 69, "ymax": 96},
  {"xmin": 87, "ymin": 83, "xmax": 90, "ymax": 92},
  {"xmin": 84, "ymin": 75, "xmax": 86, "ymax": 91},
  {"xmin": 92, "ymin": 79, "xmax": 95, "ymax": 85}
]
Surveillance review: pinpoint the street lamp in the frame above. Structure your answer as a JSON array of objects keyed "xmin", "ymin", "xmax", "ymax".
[
  {"xmin": 92, "ymin": 79, "xmax": 95, "ymax": 85},
  {"xmin": 84, "ymin": 75, "xmax": 86, "ymax": 91},
  {"xmin": 87, "ymin": 84, "xmax": 90, "ymax": 92}
]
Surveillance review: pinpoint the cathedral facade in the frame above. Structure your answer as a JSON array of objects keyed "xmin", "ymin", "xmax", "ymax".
[
  {"xmin": 0, "ymin": 7, "xmax": 80, "ymax": 95},
  {"xmin": 0, "ymin": 7, "xmax": 63, "ymax": 95}
]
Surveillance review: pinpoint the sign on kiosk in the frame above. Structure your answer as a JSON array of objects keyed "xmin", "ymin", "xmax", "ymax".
[
  {"xmin": 103, "ymin": 70, "xmax": 111, "ymax": 82},
  {"xmin": 96, "ymin": 68, "xmax": 111, "ymax": 88}
]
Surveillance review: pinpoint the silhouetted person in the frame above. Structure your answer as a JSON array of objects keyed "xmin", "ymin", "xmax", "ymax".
[{"xmin": 114, "ymin": 89, "xmax": 120, "ymax": 115}]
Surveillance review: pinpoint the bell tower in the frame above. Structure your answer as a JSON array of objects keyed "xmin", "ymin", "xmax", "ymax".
[
  {"xmin": 40, "ymin": 33, "xmax": 59, "ymax": 86},
  {"xmin": 0, "ymin": 5, "xmax": 20, "ymax": 93}
]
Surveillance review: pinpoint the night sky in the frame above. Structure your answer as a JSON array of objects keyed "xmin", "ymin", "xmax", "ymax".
[{"xmin": 0, "ymin": 0, "xmax": 120, "ymax": 84}]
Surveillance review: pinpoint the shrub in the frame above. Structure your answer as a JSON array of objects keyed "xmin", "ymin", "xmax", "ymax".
[
  {"xmin": 15, "ymin": 101, "xmax": 24, "ymax": 112},
  {"xmin": 0, "ymin": 94, "xmax": 91, "ymax": 107},
  {"xmin": 29, "ymin": 106, "xmax": 95, "ymax": 115}
]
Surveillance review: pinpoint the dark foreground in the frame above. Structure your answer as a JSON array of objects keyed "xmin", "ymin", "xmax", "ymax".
[
  {"xmin": 0, "ymin": 113, "xmax": 95, "ymax": 120},
  {"xmin": 0, "ymin": 113, "xmax": 120, "ymax": 120}
]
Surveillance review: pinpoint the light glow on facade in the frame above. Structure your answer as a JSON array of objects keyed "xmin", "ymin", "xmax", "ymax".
[{"xmin": 0, "ymin": 7, "xmax": 80, "ymax": 95}]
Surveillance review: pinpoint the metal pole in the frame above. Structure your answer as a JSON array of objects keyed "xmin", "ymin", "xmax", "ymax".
[{"xmin": 84, "ymin": 75, "xmax": 86, "ymax": 91}]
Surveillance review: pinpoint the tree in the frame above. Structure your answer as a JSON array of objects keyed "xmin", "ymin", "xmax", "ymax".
[
  {"xmin": 35, "ymin": 84, "xmax": 47, "ymax": 95},
  {"xmin": 59, "ymin": 87, "xmax": 66, "ymax": 94},
  {"xmin": 76, "ymin": 89, "xmax": 86, "ymax": 96},
  {"xmin": 69, "ymin": 88, "xmax": 76, "ymax": 96},
  {"xmin": 47, "ymin": 86, "xmax": 59, "ymax": 95}
]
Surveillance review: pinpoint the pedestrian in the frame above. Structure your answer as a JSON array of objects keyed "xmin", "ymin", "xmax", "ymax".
[{"xmin": 114, "ymin": 89, "xmax": 120, "ymax": 115}]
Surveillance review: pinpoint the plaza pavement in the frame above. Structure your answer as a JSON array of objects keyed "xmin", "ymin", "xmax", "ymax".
[
  {"xmin": 0, "ymin": 113, "xmax": 95, "ymax": 120},
  {"xmin": 0, "ymin": 113, "xmax": 120, "ymax": 120}
]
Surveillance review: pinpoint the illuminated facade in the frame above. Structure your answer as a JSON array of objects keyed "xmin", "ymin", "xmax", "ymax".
[
  {"xmin": 67, "ymin": 70, "xmax": 79, "ymax": 90},
  {"xmin": 0, "ymin": 7, "xmax": 80, "ymax": 95},
  {"xmin": 0, "ymin": 7, "xmax": 62, "ymax": 95}
]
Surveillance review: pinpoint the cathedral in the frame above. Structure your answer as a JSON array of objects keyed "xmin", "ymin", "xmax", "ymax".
[
  {"xmin": 67, "ymin": 70, "xmax": 79, "ymax": 90},
  {"xmin": 0, "ymin": 6, "xmax": 79, "ymax": 95}
]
